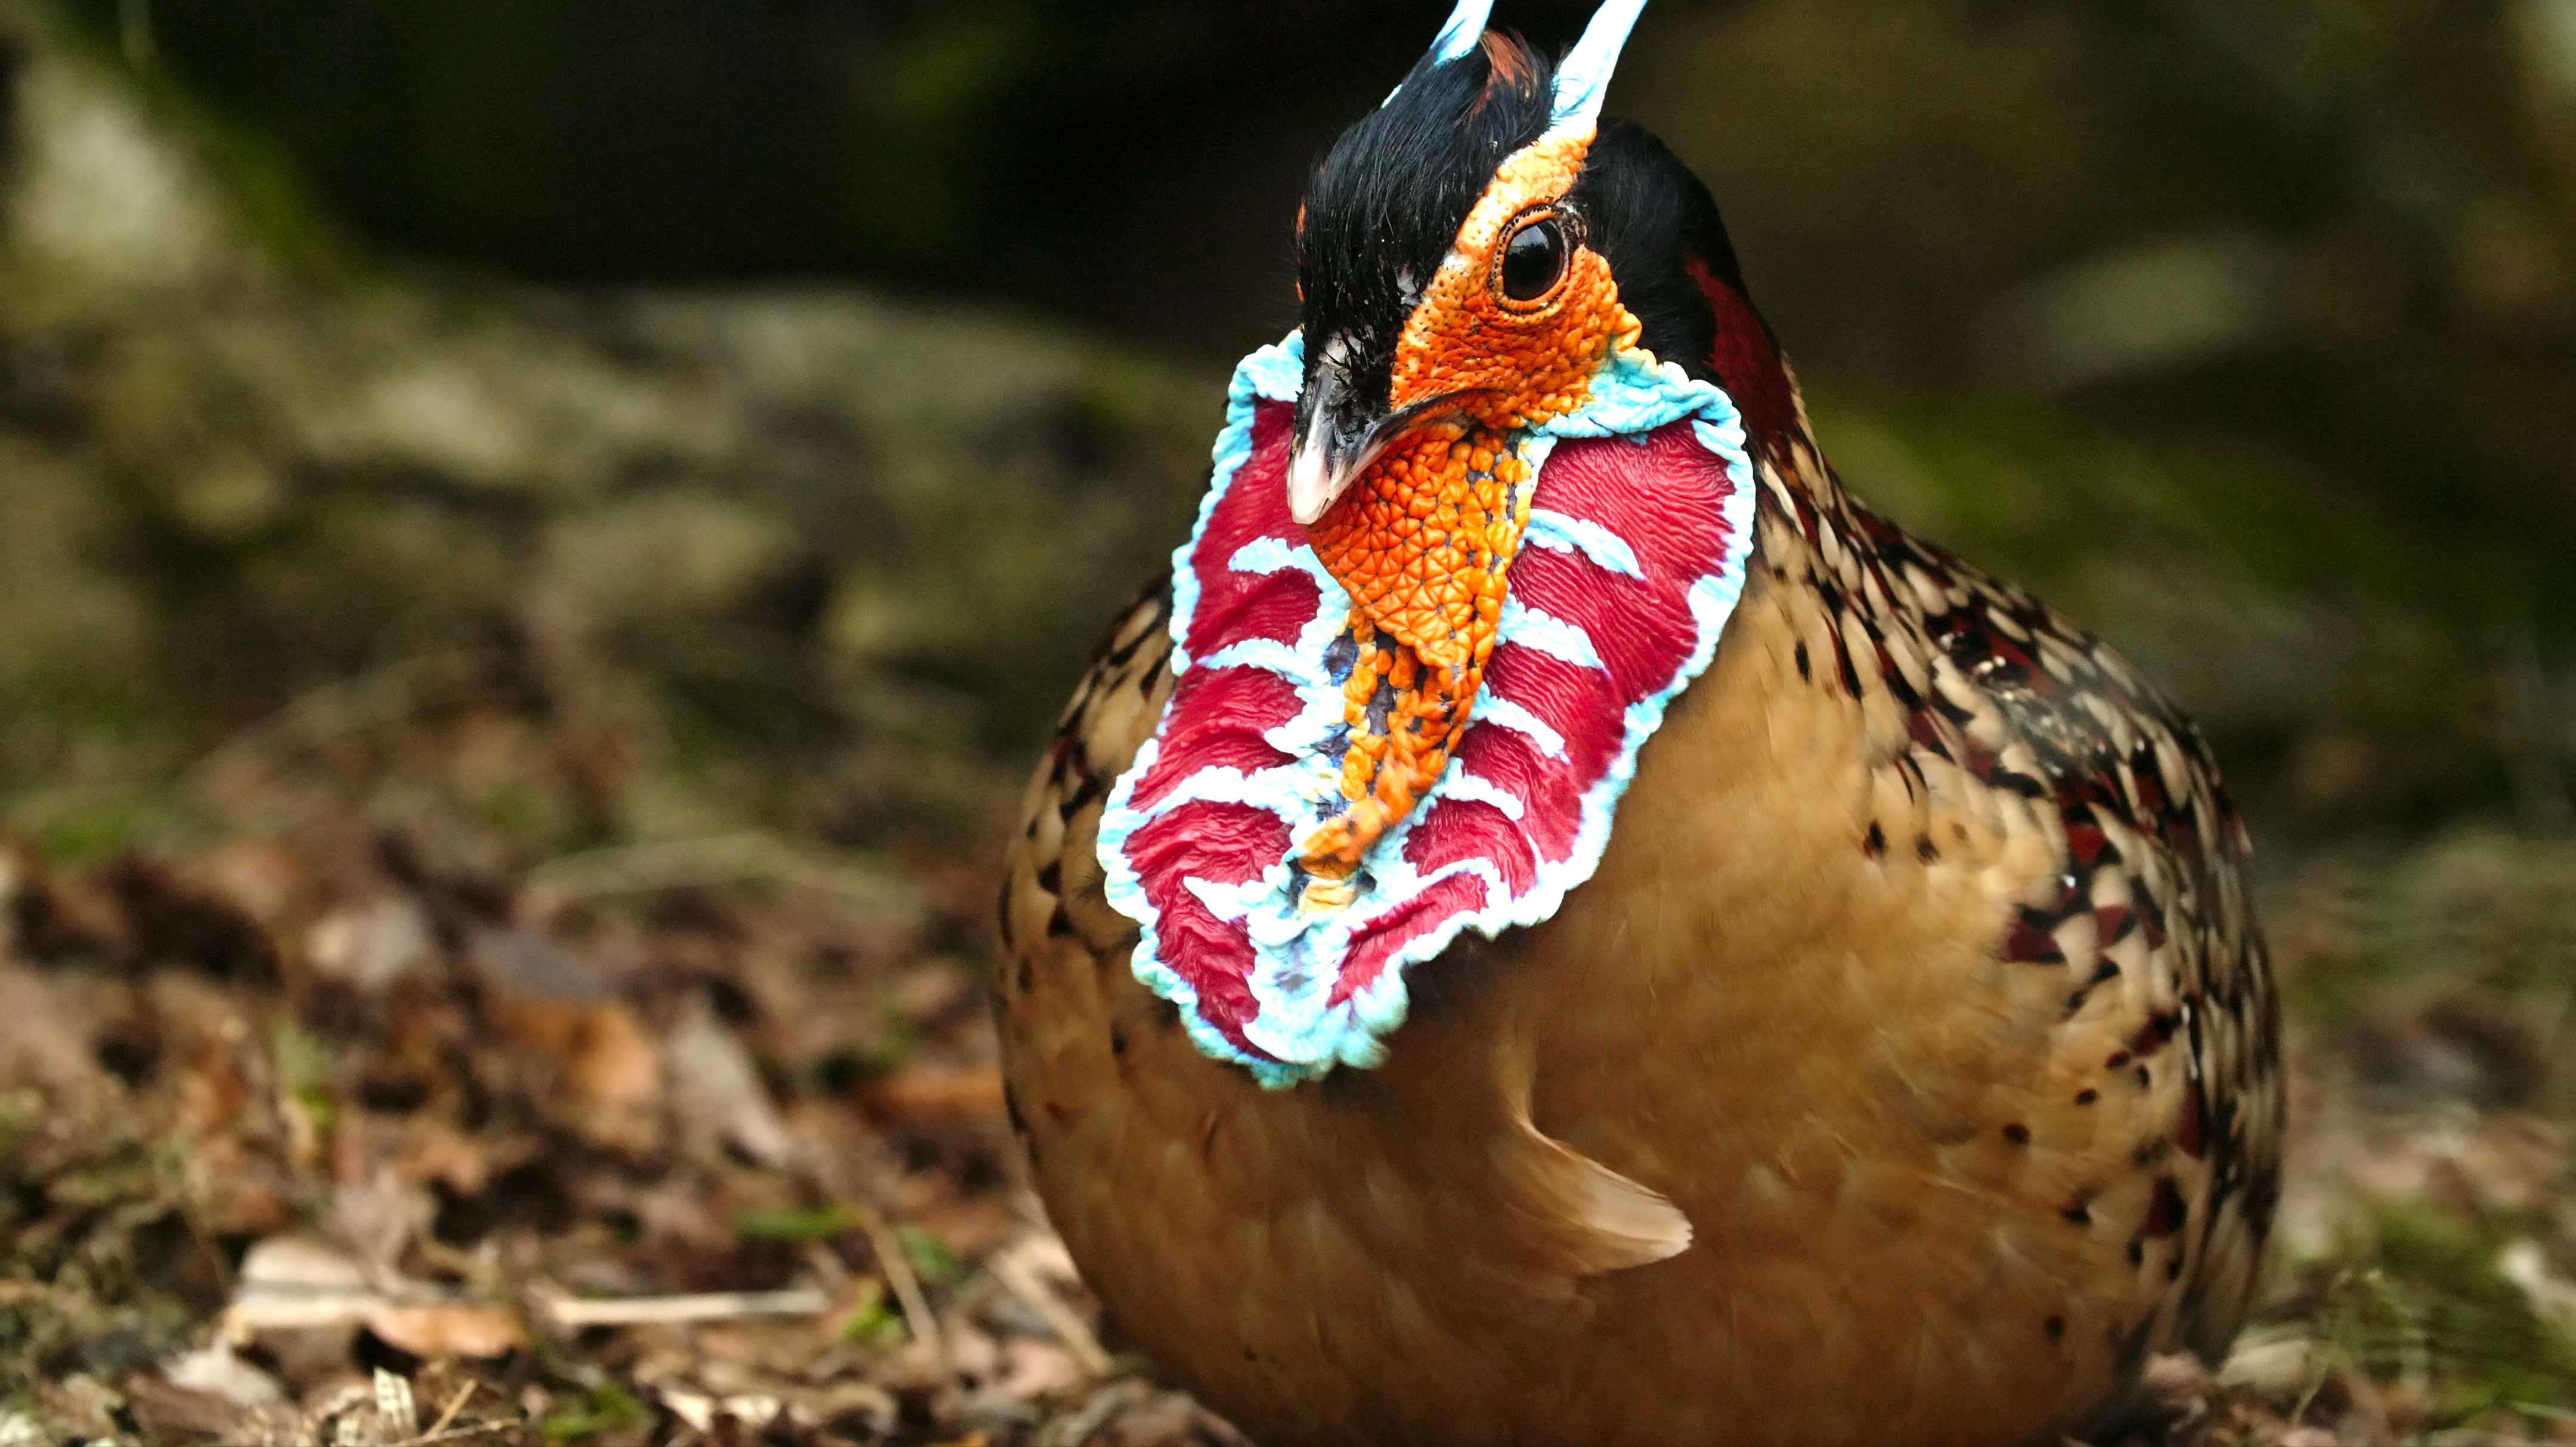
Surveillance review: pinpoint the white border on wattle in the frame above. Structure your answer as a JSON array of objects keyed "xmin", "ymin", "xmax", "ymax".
[{"xmin": 1095, "ymin": 330, "xmax": 1755, "ymax": 1087}]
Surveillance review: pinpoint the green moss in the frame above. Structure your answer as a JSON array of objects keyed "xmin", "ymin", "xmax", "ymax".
[
  {"xmin": 473, "ymin": 782, "xmax": 562, "ymax": 850},
  {"xmin": 24, "ymin": 791, "xmax": 196, "ymax": 867},
  {"xmin": 1816, "ymin": 398, "xmax": 2413, "ymax": 610},
  {"xmin": 895, "ymin": 1226, "xmax": 965, "ymax": 1288},
  {"xmin": 268, "ymin": 1016, "xmax": 336, "ymax": 1134},
  {"xmin": 835, "ymin": 1278, "xmax": 906, "ymax": 1348},
  {"xmin": 2283, "ymin": 832, "xmax": 2576, "ymax": 1024},
  {"xmin": 540, "ymin": 1383, "xmax": 649, "ymax": 1443},
  {"xmin": 733, "ymin": 1203, "xmax": 854, "ymax": 1244},
  {"xmin": 2313, "ymin": 1204, "xmax": 2576, "ymax": 1421},
  {"xmin": 4, "ymin": 660, "xmax": 151, "ymax": 743}
]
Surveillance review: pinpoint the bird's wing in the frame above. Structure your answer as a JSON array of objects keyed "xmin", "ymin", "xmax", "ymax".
[
  {"xmin": 1853, "ymin": 502, "xmax": 2287, "ymax": 1366},
  {"xmin": 998, "ymin": 574, "xmax": 1175, "ymax": 1012}
]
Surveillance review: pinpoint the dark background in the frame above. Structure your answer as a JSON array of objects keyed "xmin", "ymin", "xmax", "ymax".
[{"xmin": 32, "ymin": 0, "xmax": 2576, "ymax": 837}]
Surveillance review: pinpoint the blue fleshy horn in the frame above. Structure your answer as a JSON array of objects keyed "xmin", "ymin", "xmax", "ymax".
[
  {"xmin": 1385, "ymin": 0, "xmax": 1496, "ymax": 106},
  {"xmin": 1427, "ymin": 0, "xmax": 1497, "ymax": 61},
  {"xmin": 1550, "ymin": 0, "xmax": 1650, "ymax": 130}
]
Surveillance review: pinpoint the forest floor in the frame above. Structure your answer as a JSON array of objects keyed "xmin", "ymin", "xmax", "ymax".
[{"xmin": 6, "ymin": 709, "xmax": 2576, "ymax": 1446}]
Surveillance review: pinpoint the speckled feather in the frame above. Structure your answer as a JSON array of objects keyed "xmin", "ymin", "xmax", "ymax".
[{"xmin": 994, "ymin": 370, "xmax": 2281, "ymax": 1445}]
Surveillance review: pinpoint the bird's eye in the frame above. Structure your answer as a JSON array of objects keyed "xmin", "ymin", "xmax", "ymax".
[{"xmin": 1497, "ymin": 215, "xmax": 1569, "ymax": 305}]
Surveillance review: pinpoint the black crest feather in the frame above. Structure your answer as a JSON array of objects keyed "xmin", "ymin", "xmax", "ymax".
[
  {"xmin": 1294, "ymin": 30, "xmax": 1778, "ymax": 423},
  {"xmin": 1296, "ymin": 36, "xmax": 1555, "ymax": 404},
  {"xmin": 1568, "ymin": 118, "xmax": 1761, "ymax": 386}
]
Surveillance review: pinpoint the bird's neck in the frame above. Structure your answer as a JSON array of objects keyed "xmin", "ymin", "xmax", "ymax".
[
  {"xmin": 1726, "ymin": 357, "xmax": 1998, "ymax": 789},
  {"xmin": 1733, "ymin": 355, "xmax": 1867, "ymax": 550},
  {"xmin": 1669, "ymin": 269, "xmax": 1881, "ymax": 571}
]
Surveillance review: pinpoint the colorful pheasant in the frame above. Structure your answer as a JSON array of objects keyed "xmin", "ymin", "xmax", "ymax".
[{"xmin": 996, "ymin": 3, "xmax": 2283, "ymax": 1442}]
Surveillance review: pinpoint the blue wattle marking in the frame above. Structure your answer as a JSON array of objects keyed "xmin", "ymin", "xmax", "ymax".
[
  {"xmin": 1097, "ymin": 330, "xmax": 1756, "ymax": 1089},
  {"xmin": 1469, "ymin": 695, "xmax": 1570, "ymax": 762},
  {"xmin": 1227, "ymin": 534, "xmax": 1326, "ymax": 582},
  {"xmin": 1496, "ymin": 599, "xmax": 1609, "ymax": 673},
  {"xmin": 1525, "ymin": 507, "xmax": 1646, "ymax": 579},
  {"xmin": 1437, "ymin": 772, "xmax": 1528, "ymax": 823}
]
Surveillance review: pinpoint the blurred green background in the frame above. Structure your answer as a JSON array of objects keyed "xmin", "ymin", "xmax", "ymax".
[
  {"xmin": 2, "ymin": 1, "xmax": 2575, "ymax": 1437},
  {"xmin": 5, "ymin": 0, "xmax": 2572, "ymax": 859}
]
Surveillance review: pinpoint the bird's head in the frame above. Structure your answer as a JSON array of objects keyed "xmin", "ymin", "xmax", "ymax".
[
  {"xmin": 1286, "ymin": 1, "xmax": 1781, "ymax": 524},
  {"xmin": 1281, "ymin": 0, "xmax": 1794, "ymax": 892},
  {"xmin": 1100, "ymin": 0, "xmax": 1794, "ymax": 1083}
]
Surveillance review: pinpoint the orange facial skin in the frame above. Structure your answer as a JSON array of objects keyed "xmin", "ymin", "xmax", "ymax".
[{"xmin": 1298, "ymin": 131, "xmax": 1643, "ymax": 902}]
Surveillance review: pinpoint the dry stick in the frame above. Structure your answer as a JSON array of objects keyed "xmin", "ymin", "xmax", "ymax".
[
  {"xmin": 795, "ymin": 1144, "xmax": 949, "ymax": 1375},
  {"xmin": 519, "ymin": 831, "xmax": 917, "ymax": 920},
  {"xmin": 375, "ymin": 1423, "xmax": 517, "ymax": 1447},
  {"xmin": 230, "ymin": 1418, "xmax": 510, "ymax": 1447},
  {"xmin": 422, "ymin": 1380, "xmax": 479, "ymax": 1439},
  {"xmin": 847, "ymin": 1198, "xmax": 945, "ymax": 1369},
  {"xmin": 534, "ymin": 1287, "xmax": 831, "ymax": 1328}
]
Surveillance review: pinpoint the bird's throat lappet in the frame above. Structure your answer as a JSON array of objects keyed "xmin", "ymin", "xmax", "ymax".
[
  {"xmin": 1295, "ymin": 418, "xmax": 1543, "ymax": 907},
  {"xmin": 1095, "ymin": 330, "xmax": 1755, "ymax": 1083}
]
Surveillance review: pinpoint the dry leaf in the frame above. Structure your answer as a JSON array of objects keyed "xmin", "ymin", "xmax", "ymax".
[
  {"xmin": 996, "ymin": 1340, "xmax": 1083, "ymax": 1400},
  {"xmin": 305, "ymin": 895, "xmax": 436, "ymax": 993},
  {"xmin": 394, "ymin": 1120, "xmax": 506, "ymax": 1195},
  {"xmin": 362, "ymin": 1303, "xmax": 527, "ymax": 1361},
  {"xmin": 0, "ymin": 963, "xmax": 110, "ymax": 1101},
  {"xmin": 667, "ymin": 992, "xmax": 795, "ymax": 1169},
  {"xmin": 119, "ymin": 1374, "xmax": 246, "ymax": 1444},
  {"xmin": 857, "ymin": 1066, "xmax": 1005, "ymax": 1127},
  {"xmin": 161, "ymin": 1346, "xmax": 287, "ymax": 1409},
  {"xmin": 229, "ymin": 1225, "xmax": 368, "ymax": 1307},
  {"xmin": 493, "ymin": 969, "xmax": 663, "ymax": 1155}
]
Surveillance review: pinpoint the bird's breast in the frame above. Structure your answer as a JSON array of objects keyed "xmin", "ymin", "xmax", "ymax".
[{"xmin": 1002, "ymin": 561, "xmax": 2175, "ymax": 1446}]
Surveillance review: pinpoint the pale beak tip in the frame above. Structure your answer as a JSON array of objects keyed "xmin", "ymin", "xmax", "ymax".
[{"xmin": 1285, "ymin": 450, "xmax": 1341, "ymax": 527}]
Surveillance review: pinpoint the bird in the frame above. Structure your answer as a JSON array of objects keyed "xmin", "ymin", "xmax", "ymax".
[{"xmin": 993, "ymin": 3, "xmax": 2284, "ymax": 1443}]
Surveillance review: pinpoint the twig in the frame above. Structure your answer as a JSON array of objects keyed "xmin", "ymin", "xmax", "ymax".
[
  {"xmin": 846, "ymin": 1198, "xmax": 945, "ymax": 1369},
  {"xmin": 531, "ymin": 1285, "xmax": 831, "ymax": 1328},
  {"xmin": 422, "ymin": 1380, "xmax": 478, "ymax": 1439},
  {"xmin": 377, "ymin": 1423, "xmax": 516, "ymax": 1447},
  {"xmin": 182, "ymin": 648, "xmax": 506, "ymax": 824},
  {"xmin": 519, "ymin": 831, "xmax": 919, "ymax": 922},
  {"xmin": 227, "ymin": 1417, "xmax": 511, "ymax": 1447}
]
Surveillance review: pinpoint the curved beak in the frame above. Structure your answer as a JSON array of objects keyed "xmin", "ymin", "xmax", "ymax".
[
  {"xmin": 1286, "ymin": 375, "xmax": 1487, "ymax": 527},
  {"xmin": 1285, "ymin": 414, "xmax": 1380, "ymax": 527}
]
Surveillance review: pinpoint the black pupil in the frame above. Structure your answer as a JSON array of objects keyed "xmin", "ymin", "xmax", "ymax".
[{"xmin": 1500, "ymin": 219, "xmax": 1565, "ymax": 302}]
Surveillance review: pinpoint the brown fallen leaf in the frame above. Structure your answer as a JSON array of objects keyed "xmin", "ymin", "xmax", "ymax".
[
  {"xmin": 995, "ymin": 1338, "xmax": 1084, "ymax": 1400},
  {"xmin": 0, "ymin": 962, "xmax": 111, "ymax": 1102},
  {"xmin": 225, "ymin": 1234, "xmax": 525, "ymax": 1365},
  {"xmin": 394, "ymin": 1119, "xmax": 518, "ymax": 1196},
  {"xmin": 857, "ymin": 1066, "xmax": 1005, "ymax": 1127},
  {"xmin": 491, "ymin": 971, "xmax": 662, "ymax": 1156},
  {"xmin": 361, "ymin": 1302, "xmax": 528, "ymax": 1361},
  {"xmin": 194, "ymin": 840, "xmax": 315, "ymax": 932},
  {"xmin": 6, "ymin": 855, "xmax": 137, "ymax": 962}
]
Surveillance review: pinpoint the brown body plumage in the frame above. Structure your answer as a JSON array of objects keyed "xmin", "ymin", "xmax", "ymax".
[{"xmin": 995, "ymin": 381, "xmax": 2283, "ymax": 1446}]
